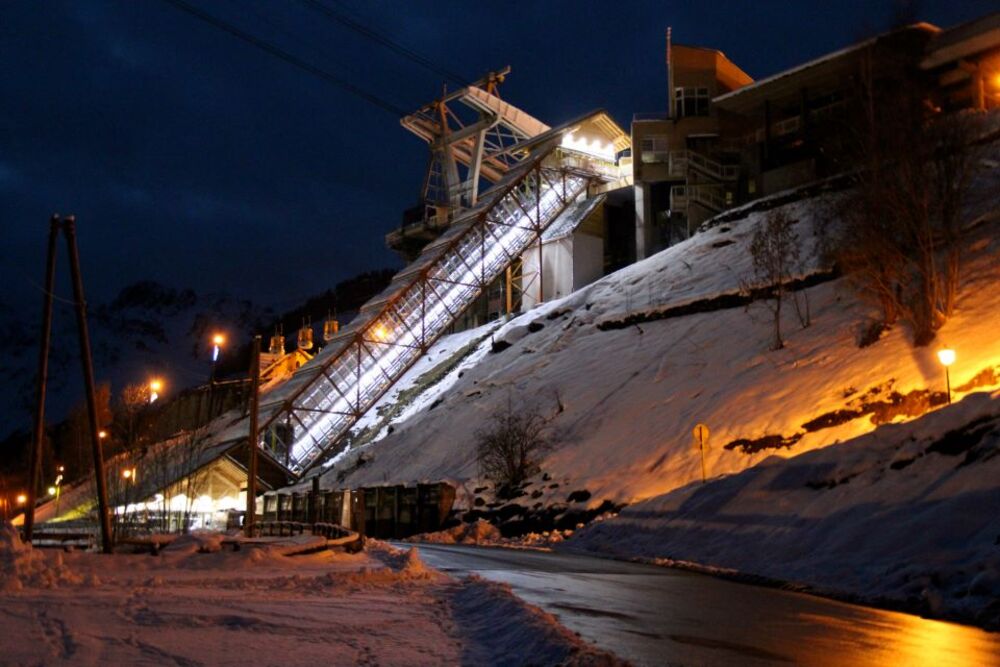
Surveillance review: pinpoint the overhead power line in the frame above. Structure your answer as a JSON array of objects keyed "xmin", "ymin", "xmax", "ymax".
[
  {"xmin": 297, "ymin": 0, "xmax": 469, "ymax": 87},
  {"xmin": 161, "ymin": 0, "xmax": 410, "ymax": 117}
]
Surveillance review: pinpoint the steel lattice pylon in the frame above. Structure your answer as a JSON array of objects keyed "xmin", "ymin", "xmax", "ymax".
[{"xmin": 255, "ymin": 140, "xmax": 600, "ymax": 477}]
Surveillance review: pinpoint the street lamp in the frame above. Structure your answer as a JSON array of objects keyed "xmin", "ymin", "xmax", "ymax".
[
  {"xmin": 16, "ymin": 493, "xmax": 27, "ymax": 506},
  {"xmin": 937, "ymin": 348, "xmax": 956, "ymax": 404},
  {"xmin": 149, "ymin": 378, "xmax": 163, "ymax": 403},
  {"xmin": 53, "ymin": 468, "xmax": 64, "ymax": 518}
]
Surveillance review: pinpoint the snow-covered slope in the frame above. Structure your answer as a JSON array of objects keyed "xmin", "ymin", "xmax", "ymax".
[
  {"xmin": 567, "ymin": 390, "xmax": 1000, "ymax": 629},
  {"xmin": 318, "ymin": 150, "xmax": 1000, "ymax": 511}
]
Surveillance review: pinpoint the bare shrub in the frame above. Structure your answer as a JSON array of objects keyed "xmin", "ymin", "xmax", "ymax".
[
  {"xmin": 746, "ymin": 209, "xmax": 800, "ymax": 350},
  {"xmin": 831, "ymin": 51, "xmax": 984, "ymax": 346},
  {"xmin": 475, "ymin": 399, "xmax": 551, "ymax": 495}
]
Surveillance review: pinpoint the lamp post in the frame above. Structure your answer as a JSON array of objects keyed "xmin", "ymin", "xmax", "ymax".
[
  {"xmin": 54, "ymin": 465, "xmax": 64, "ymax": 518},
  {"xmin": 937, "ymin": 348, "xmax": 956, "ymax": 404}
]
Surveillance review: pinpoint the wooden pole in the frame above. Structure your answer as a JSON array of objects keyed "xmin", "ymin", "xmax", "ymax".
[
  {"xmin": 62, "ymin": 217, "xmax": 113, "ymax": 553},
  {"xmin": 245, "ymin": 335, "xmax": 261, "ymax": 536},
  {"xmin": 24, "ymin": 216, "xmax": 61, "ymax": 543},
  {"xmin": 699, "ymin": 432, "xmax": 707, "ymax": 484}
]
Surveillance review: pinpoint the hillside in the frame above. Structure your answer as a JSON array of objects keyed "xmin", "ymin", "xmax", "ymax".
[{"xmin": 316, "ymin": 144, "xmax": 1000, "ymax": 516}]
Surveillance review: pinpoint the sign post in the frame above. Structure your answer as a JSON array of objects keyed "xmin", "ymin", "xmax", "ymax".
[{"xmin": 693, "ymin": 423, "xmax": 710, "ymax": 484}]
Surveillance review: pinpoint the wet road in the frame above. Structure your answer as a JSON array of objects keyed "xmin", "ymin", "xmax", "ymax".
[{"xmin": 411, "ymin": 543, "xmax": 1000, "ymax": 666}]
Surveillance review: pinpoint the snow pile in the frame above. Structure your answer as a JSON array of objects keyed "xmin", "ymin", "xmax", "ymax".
[
  {"xmin": 411, "ymin": 523, "xmax": 582, "ymax": 551},
  {"xmin": 450, "ymin": 574, "xmax": 625, "ymax": 666},
  {"xmin": 568, "ymin": 391, "xmax": 1000, "ymax": 628},
  {"xmin": 495, "ymin": 527, "xmax": 578, "ymax": 549},
  {"xmin": 161, "ymin": 530, "xmax": 224, "ymax": 555},
  {"xmin": 0, "ymin": 523, "xmax": 86, "ymax": 591},
  {"xmin": 409, "ymin": 519, "xmax": 502, "ymax": 545},
  {"xmin": 360, "ymin": 541, "xmax": 444, "ymax": 585}
]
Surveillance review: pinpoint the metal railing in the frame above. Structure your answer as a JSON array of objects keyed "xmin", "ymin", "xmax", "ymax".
[
  {"xmin": 670, "ymin": 184, "xmax": 728, "ymax": 212},
  {"xmin": 664, "ymin": 150, "xmax": 739, "ymax": 181}
]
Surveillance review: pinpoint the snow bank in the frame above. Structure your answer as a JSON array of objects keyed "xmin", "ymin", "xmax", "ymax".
[
  {"xmin": 450, "ymin": 574, "xmax": 625, "ymax": 666},
  {"xmin": 568, "ymin": 391, "xmax": 1000, "ymax": 629},
  {"xmin": 0, "ymin": 523, "xmax": 87, "ymax": 591}
]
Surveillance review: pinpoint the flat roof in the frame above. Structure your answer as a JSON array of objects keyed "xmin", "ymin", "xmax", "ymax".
[
  {"xmin": 922, "ymin": 12, "xmax": 1000, "ymax": 69},
  {"xmin": 714, "ymin": 23, "xmax": 939, "ymax": 114}
]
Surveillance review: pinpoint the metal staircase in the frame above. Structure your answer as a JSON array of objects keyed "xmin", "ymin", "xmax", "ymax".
[{"xmin": 254, "ymin": 138, "xmax": 608, "ymax": 476}]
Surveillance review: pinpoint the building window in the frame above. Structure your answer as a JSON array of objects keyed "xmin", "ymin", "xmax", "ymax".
[
  {"xmin": 675, "ymin": 87, "xmax": 710, "ymax": 118},
  {"xmin": 640, "ymin": 135, "xmax": 670, "ymax": 163}
]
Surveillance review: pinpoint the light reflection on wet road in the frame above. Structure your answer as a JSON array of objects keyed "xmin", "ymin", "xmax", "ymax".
[{"xmin": 411, "ymin": 543, "xmax": 1000, "ymax": 666}]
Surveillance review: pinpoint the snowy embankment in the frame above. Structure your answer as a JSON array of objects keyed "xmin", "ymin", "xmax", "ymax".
[
  {"xmin": 321, "ymin": 139, "xmax": 1000, "ymax": 519},
  {"xmin": 568, "ymin": 391, "xmax": 1000, "ymax": 629},
  {"xmin": 0, "ymin": 525, "xmax": 620, "ymax": 665}
]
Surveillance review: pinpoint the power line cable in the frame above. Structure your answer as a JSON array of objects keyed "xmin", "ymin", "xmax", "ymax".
[
  {"xmin": 297, "ymin": 0, "xmax": 469, "ymax": 87},
  {"xmin": 160, "ymin": 0, "xmax": 410, "ymax": 117}
]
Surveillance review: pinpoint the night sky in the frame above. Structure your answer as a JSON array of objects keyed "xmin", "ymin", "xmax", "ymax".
[{"xmin": 1, "ymin": 0, "xmax": 994, "ymax": 317}]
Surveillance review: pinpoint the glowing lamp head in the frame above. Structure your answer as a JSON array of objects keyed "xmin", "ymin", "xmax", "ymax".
[
  {"xmin": 937, "ymin": 348, "xmax": 956, "ymax": 367},
  {"xmin": 149, "ymin": 378, "xmax": 163, "ymax": 403},
  {"xmin": 16, "ymin": 494, "xmax": 27, "ymax": 505},
  {"xmin": 98, "ymin": 430, "xmax": 107, "ymax": 440},
  {"xmin": 370, "ymin": 323, "xmax": 389, "ymax": 343},
  {"xmin": 122, "ymin": 469, "xmax": 132, "ymax": 480},
  {"xmin": 47, "ymin": 486, "xmax": 57, "ymax": 497},
  {"xmin": 211, "ymin": 333, "xmax": 225, "ymax": 361}
]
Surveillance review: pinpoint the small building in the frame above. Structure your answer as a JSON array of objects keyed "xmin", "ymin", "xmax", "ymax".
[{"xmin": 631, "ymin": 44, "xmax": 754, "ymax": 258}]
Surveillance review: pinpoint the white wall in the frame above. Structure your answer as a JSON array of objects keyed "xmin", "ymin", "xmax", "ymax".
[{"xmin": 521, "ymin": 232, "xmax": 604, "ymax": 310}]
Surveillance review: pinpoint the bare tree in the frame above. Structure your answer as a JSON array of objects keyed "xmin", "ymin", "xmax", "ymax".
[
  {"xmin": 476, "ymin": 398, "xmax": 551, "ymax": 496},
  {"xmin": 115, "ymin": 382, "xmax": 151, "ymax": 454},
  {"xmin": 747, "ymin": 209, "xmax": 800, "ymax": 350},
  {"xmin": 177, "ymin": 427, "xmax": 212, "ymax": 532},
  {"xmin": 831, "ymin": 50, "xmax": 984, "ymax": 346}
]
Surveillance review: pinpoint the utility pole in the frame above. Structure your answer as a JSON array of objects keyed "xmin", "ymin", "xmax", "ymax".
[
  {"xmin": 25, "ymin": 215, "xmax": 113, "ymax": 553},
  {"xmin": 64, "ymin": 217, "xmax": 113, "ymax": 553},
  {"xmin": 24, "ymin": 217, "xmax": 60, "ymax": 543},
  {"xmin": 245, "ymin": 335, "xmax": 261, "ymax": 536}
]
